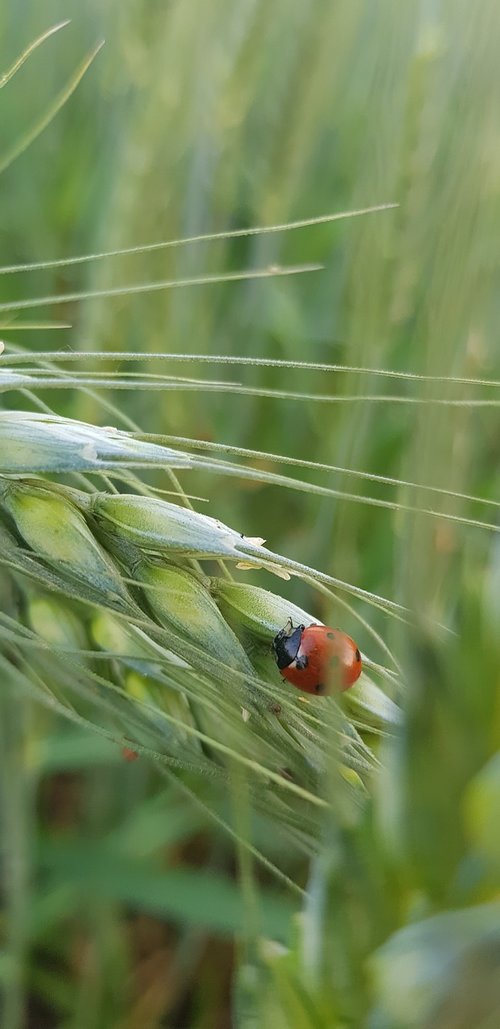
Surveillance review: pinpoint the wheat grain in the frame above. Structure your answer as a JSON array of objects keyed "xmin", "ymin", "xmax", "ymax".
[{"xmin": 0, "ymin": 409, "xmax": 401, "ymax": 842}]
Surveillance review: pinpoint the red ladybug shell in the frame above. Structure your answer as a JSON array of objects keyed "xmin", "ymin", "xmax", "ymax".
[{"xmin": 272, "ymin": 620, "xmax": 362, "ymax": 695}]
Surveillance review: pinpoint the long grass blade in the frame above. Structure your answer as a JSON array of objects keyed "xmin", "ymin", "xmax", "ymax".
[
  {"xmin": 0, "ymin": 40, "xmax": 104, "ymax": 175},
  {"xmin": 0, "ymin": 264, "xmax": 322, "ymax": 313},
  {"xmin": 4, "ymin": 370, "xmax": 500, "ymax": 410},
  {"xmin": 6, "ymin": 349, "xmax": 500, "ymax": 392},
  {"xmin": 0, "ymin": 203, "xmax": 397, "ymax": 274},
  {"xmin": 144, "ymin": 432, "xmax": 500, "ymax": 513},
  {"xmin": 0, "ymin": 21, "xmax": 70, "ymax": 89}
]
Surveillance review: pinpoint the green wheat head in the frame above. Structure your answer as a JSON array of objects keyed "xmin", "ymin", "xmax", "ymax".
[{"xmin": 0, "ymin": 396, "xmax": 400, "ymax": 858}]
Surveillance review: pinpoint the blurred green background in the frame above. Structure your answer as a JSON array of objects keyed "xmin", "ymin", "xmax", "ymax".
[{"xmin": 2, "ymin": 1, "xmax": 500, "ymax": 1026}]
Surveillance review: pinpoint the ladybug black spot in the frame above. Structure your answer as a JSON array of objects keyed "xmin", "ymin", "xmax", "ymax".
[
  {"xmin": 355, "ymin": 648, "xmax": 361, "ymax": 662},
  {"xmin": 295, "ymin": 654, "xmax": 309, "ymax": 670},
  {"xmin": 315, "ymin": 682, "xmax": 326, "ymax": 694},
  {"xmin": 326, "ymin": 631, "xmax": 337, "ymax": 639}
]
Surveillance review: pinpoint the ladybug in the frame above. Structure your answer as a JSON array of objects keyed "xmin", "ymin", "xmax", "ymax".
[{"xmin": 272, "ymin": 619, "xmax": 362, "ymax": 695}]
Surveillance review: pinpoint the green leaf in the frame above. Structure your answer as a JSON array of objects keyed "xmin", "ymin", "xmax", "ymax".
[
  {"xmin": 464, "ymin": 751, "xmax": 500, "ymax": 871},
  {"xmin": 39, "ymin": 842, "xmax": 296, "ymax": 941},
  {"xmin": 371, "ymin": 903, "xmax": 500, "ymax": 1028}
]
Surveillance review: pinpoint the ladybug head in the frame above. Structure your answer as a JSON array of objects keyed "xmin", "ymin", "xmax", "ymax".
[{"xmin": 272, "ymin": 619, "xmax": 305, "ymax": 670}]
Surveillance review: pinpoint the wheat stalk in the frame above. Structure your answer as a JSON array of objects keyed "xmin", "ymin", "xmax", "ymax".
[{"xmin": 0, "ymin": 407, "xmax": 399, "ymax": 851}]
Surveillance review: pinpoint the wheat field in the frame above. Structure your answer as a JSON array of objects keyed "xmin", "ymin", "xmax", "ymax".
[{"xmin": 2, "ymin": 3, "xmax": 500, "ymax": 1028}]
